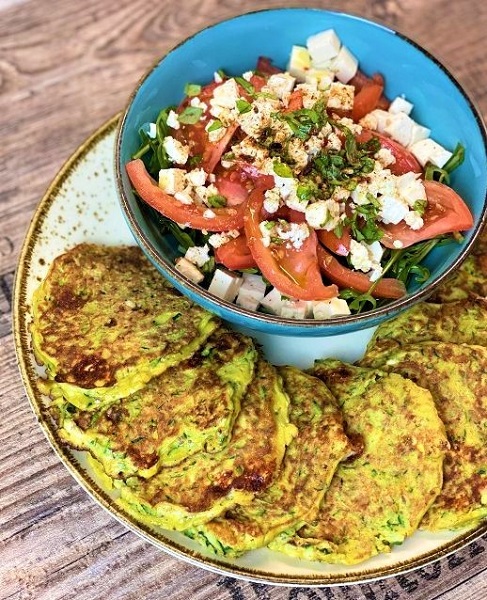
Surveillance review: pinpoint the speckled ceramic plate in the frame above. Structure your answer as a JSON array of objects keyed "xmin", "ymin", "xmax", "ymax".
[{"xmin": 13, "ymin": 115, "xmax": 487, "ymax": 586}]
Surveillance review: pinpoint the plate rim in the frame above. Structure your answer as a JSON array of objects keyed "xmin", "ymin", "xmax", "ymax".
[{"xmin": 12, "ymin": 114, "xmax": 487, "ymax": 587}]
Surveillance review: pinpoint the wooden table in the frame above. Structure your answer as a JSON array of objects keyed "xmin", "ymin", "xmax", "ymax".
[{"xmin": 1, "ymin": 1, "xmax": 486, "ymax": 598}]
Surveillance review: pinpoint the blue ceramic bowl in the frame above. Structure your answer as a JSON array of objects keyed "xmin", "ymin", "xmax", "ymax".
[{"xmin": 116, "ymin": 8, "xmax": 487, "ymax": 337}]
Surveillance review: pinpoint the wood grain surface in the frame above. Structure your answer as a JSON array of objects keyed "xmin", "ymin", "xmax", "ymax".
[{"xmin": 1, "ymin": 1, "xmax": 486, "ymax": 599}]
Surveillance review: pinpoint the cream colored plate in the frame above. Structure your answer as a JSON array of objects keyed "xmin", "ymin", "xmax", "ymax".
[{"xmin": 13, "ymin": 115, "xmax": 487, "ymax": 586}]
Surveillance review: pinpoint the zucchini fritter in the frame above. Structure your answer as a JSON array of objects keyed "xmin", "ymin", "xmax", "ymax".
[
  {"xmin": 361, "ymin": 342, "xmax": 487, "ymax": 530},
  {"xmin": 115, "ymin": 358, "xmax": 297, "ymax": 531},
  {"xmin": 364, "ymin": 298, "xmax": 487, "ymax": 359},
  {"xmin": 31, "ymin": 244, "xmax": 218, "ymax": 408},
  {"xmin": 271, "ymin": 361, "xmax": 447, "ymax": 564},
  {"xmin": 185, "ymin": 366, "xmax": 353, "ymax": 556},
  {"xmin": 54, "ymin": 329, "xmax": 257, "ymax": 478}
]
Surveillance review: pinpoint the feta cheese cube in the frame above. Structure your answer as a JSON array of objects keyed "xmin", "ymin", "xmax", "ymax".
[
  {"xmin": 383, "ymin": 112, "xmax": 416, "ymax": 147},
  {"xmin": 408, "ymin": 122, "xmax": 431, "ymax": 146},
  {"xmin": 388, "ymin": 96, "xmax": 414, "ymax": 115},
  {"xmin": 211, "ymin": 78, "xmax": 240, "ymax": 109},
  {"xmin": 162, "ymin": 136, "xmax": 189, "ymax": 165},
  {"xmin": 330, "ymin": 45, "xmax": 358, "ymax": 83},
  {"xmin": 287, "ymin": 45, "xmax": 312, "ymax": 81},
  {"xmin": 259, "ymin": 287, "xmax": 284, "ymax": 315},
  {"xmin": 349, "ymin": 239, "xmax": 383, "ymax": 278},
  {"xmin": 361, "ymin": 108, "xmax": 392, "ymax": 132},
  {"xmin": 305, "ymin": 68, "xmax": 334, "ymax": 90},
  {"xmin": 307, "ymin": 29, "xmax": 341, "ymax": 67},
  {"xmin": 236, "ymin": 273, "xmax": 267, "ymax": 311},
  {"xmin": 280, "ymin": 298, "xmax": 310, "ymax": 319},
  {"xmin": 174, "ymin": 257, "xmax": 204, "ymax": 284},
  {"xmin": 409, "ymin": 138, "xmax": 453, "ymax": 167},
  {"xmin": 313, "ymin": 298, "xmax": 351, "ymax": 319},
  {"xmin": 208, "ymin": 268, "xmax": 243, "ymax": 302},
  {"xmin": 265, "ymin": 72, "xmax": 296, "ymax": 99},
  {"xmin": 327, "ymin": 82, "xmax": 354, "ymax": 111},
  {"xmin": 184, "ymin": 244, "xmax": 210, "ymax": 268},
  {"xmin": 158, "ymin": 168, "xmax": 186, "ymax": 195},
  {"xmin": 185, "ymin": 168, "xmax": 207, "ymax": 187}
]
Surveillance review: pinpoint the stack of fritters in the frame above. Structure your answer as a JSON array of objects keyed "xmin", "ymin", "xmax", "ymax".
[{"xmin": 32, "ymin": 241, "xmax": 487, "ymax": 566}]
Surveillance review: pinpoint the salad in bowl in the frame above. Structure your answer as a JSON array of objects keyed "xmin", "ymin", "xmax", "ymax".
[{"xmin": 125, "ymin": 27, "xmax": 473, "ymax": 321}]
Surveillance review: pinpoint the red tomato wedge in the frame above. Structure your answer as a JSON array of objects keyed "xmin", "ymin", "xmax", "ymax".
[
  {"xmin": 215, "ymin": 233, "xmax": 257, "ymax": 270},
  {"xmin": 285, "ymin": 89, "xmax": 304, "ymax": 112},
  {"xmin": 357, "ymin": 129, "xmax": 422, "ymax": 175},
  {"xmin": 244, "ymin": 188, "xmax": 338, "ymax": 301},
  {"xmin": 317, "ymin": 228, "xmax": 352, "ymax": 256},
  {"xmin": 126, "ymin": 158, "xmax": 247, "ymax": 231},
  {"xmin": 352, "ymin": 76, "xmax": 384, "ymax": 122},
  {"xmin": 201, "ymin": 123, "xmax": 239, "ymax": 174},
  {"xmin": 256, "ymin": 56, "xmax": 282, "ymax": 75},
  {"xmin": 381, "ymin": 179, "xmax": 474, "ymax": 248},
  {"xmin": 317, "ymin": 245, "xmax": 406, "ymax": 299},
  {"xmin": 349, "ymin": 71, "xmax": 390, "ymax": 110}
]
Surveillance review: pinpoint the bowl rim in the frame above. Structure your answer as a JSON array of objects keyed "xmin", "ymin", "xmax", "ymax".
[{"xmin": 115, "ymin": 6, "xmax": 487, "ymax": 332}]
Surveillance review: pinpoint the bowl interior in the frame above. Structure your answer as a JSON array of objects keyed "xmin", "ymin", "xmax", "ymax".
[{"xmin": 116, "ymin": 8, "xmax": 487, "ymax": 335}]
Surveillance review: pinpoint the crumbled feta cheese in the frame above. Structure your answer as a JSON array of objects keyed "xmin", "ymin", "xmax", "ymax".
[
  {"xmin": 194, "ymin": 183, "xmax": 220, "ymax": 205},
  {"xmin": 330, "ymin": 45, "xmax": 358, "ymax": 83},
  {"xmin": 207, "ymin": 230, "xmax": 240, "ymax": 248},
  {"xmin": 396, "ymin": 172, "xmax": 427, "ymax": 207},
  {"xmin": 174, "ymin": 186, "xmax": 194, "ymax": 205},
  {"xmin": 287, "ymin": 45, "xmax": 312, "ymax": 81},
  {"xmin": 264, "ymin": 72, "xmax": 296, "ymax": 99},
  {"xmin": 304, "ymin": 134, "xmax": 324, "ymax": 157},
  {"xmin": 163, "ymin": 136, "xmax": 189, "ymax": 165},
  {"xmin": 275, "ymin": 221, "xmax": 310, "ymax": 249},
  {"xmin": 206, "ymin": 119, "xmax": 227, "ymax": 143},
  {"xmin": 349, "ymin": 239, "xmax": 383, "ymax": 280},
  {"xmin": 185, "ymin": 168, "xmax": 207, "ymax": 187},
  {"xmin": 175, "ymin": 257, "xmax": 204, "ymax": 284},
  {"xmin": 287, "ymin": 138, "xmax": 309, "ymax": 172},
  {"xmin": 388, "ymin": 96, "xmax": 414, "ymax": 115},
  {"xmin": 305, "ymin": 68, "xmax": 334, "ymax": 90},
  {"xmin": 190, "ymin": 96, "xmax": 208, "ymax": 111},
  {"xmin": 326, "ymin": 81, "xmax": 354, "ymax": 111},
  {"xmin": 326, "ymin": 132, "xmax": 342, "ymax": 151},
  {"xmin": 393, "ymin": 240, "xmax": 404, "ymax": 249},
  {"xmin": 335, "ymin": 116, "xmax": 362, "ymax": 135},
  {"xmin": 295, "ymin": 82, "xmax": 324, "ymax": 109},
  {"xmin": 307, "ymin": 29, "xmax": 341, "ymax": 67},
  {"xmin": 184, "ymin": 244, "xmax": 210, "ymax": 267},
  {"xmin": 313, "ymin": 297, "xmax": 351, "ymax": 319},
  {"xmin": 263, "ymin": 188, "xmax": 281, "ymax": 213},
  {"xmin": 214, "ymin": 71, "xmax": 223, "ymax": 84},
  {"xmin": 237, "ymin": 96, "xmax": 280, "ymax": 139},
  {"xmin": 208, "ymin": 268, "xmax": 243, "ymax": 302},
  {"xmin": 158, "ymin": 168, "xmax": 186, "ymax": 195},
  {"xmin": 166, "ymin": 110, "xmax": 180, "ymax": 130},
  {"xmin": 305, "ymin": 199, "xmax": 341, "ymax": 230},
  {"xmin": 360, "ymin": 109, "xmax": 392, "ymax": 133},
  {"xmin": 379, "ymin": 195, "xmax": 409, "ymax": 225},
  {"xmin": 211, "ymin": 78, "xmax": 240, "ymax": 109},
  {"xmin": 203, "ymin": 208, "xmax": 216, "ymax": 219},
  {"xmin": 143, "ymin": 122, "xmax": 157, "ymax": 139},
  {"xmin": 404, "ymin": 210, "xmax": 424, "ymax": 230},
  {"xmin": 232, "ymin": 137, "xmax": 269, "ymax": 165},
  {"xmin": 242, "ymin": 70, "xmax": 254, "ymax": 82},
  {"xmin": 375, "ymin": 148, "xmax": 396, "ymax": 168}
]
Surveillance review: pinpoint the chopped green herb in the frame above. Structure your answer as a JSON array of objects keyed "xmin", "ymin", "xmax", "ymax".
[
  {"xmin": 273, "ymin": 160, "xmax": 293, "ymax": 178},
  {"xmin": 207, "ymin": 119, "xmax": 223, "ymax": 132},
  {"xmin": 235, "ymin": 76, "xmax": 255, "ymax": 95},
  {"xmin": 236, "ymin": 98, "xmax": 252, "ymax": 114},
  {"xmin": 184, "ymin": 83, "xmax": 202, "ymax": 97},
  {"xmin": 178, "ymin": 106, "xmax": 204, "ymax": 124},
  {"xmin": 207, "ymin": 194, "xmax": 227, "ymax": 208}
]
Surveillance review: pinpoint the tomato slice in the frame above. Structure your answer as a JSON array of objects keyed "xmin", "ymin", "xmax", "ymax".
[
  {"xmin": 381, "ymin": 179, "xmax": 474, "ymax": 248},
  {"xmin": 244, "ymin": 188, "xmax": 338, "ymax": 301},
  {"xmin": 349, "ymin": 71, "xmax": 390, "ymax": 110},
  {"xmin": 215, "ymin": 233, "xmax": 257, "ymax": 270},
  {"xmin": 201, "ymin": 123, "xmax": 239, "ymax": 174},
  {"xmin": 126, "ymin": 158, "xmax": 247, "ymax": 232},
  {"xmin": 317, "ymin": 228, "xmax": 352, "ymax": 256},
  {"xmin": 256, "ymin": 56, "xmax": 282, "ymax": 75},
  {"xmin": 352, "ymin": 77, "xmax": 384, "ymax": 122},
  {"xmin": 356, "ymin": 129, "xmax": 422, "ymax": 175},
  {"xmin": 317, "ymin": 245, "xmax": 406, "ymax": 299}
]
